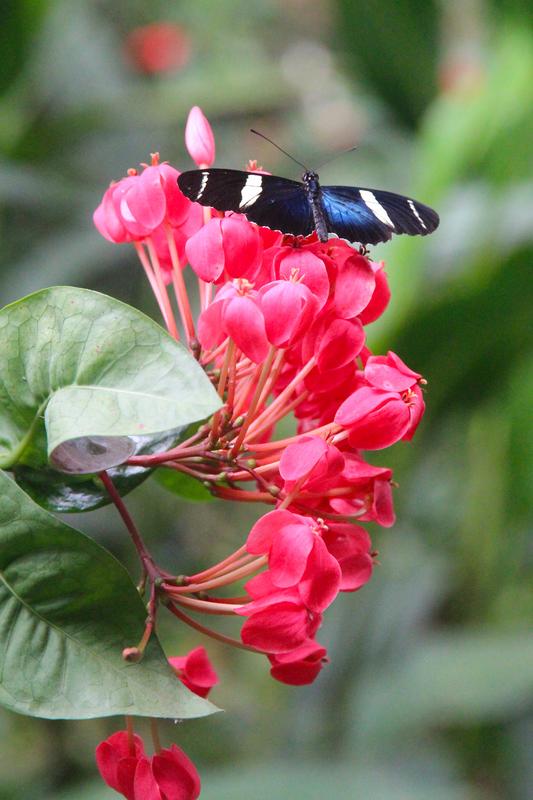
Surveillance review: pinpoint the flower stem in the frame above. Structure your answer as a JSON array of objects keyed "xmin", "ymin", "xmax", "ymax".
[
  {"xmin": 188, "ymin": 544, "xmax": 248, "ymax": 582},
  {"xmin": 166, "ymin": 602, "xmax": 262, "ymax": 654},
  {"xmin": 145, "ymin": 237, "xmax": 180, "ymax": 340},
  {"xmin": 169, "ymin": 555, "xmax": 267, "ymax": 594},
  {"xmin": 230, "ymin": 347, "xmax": 277, "ymax": 456},
  {"xmin": 100, "ymin": 470, "xmax": 164, "ymax": 581},
  {"xmin": 164, "ymin": 224, "xmax": 196, "ymax": 343},
  {"xmin": 126, "ymin": 716, "xmax": 135, "ymax": 756},
  {"xmin": 246, "ymin": 356, "xmax": 316, "ymax": 438},
  {"xmin": 164, "ymin": 592, "xmax": 241, "ymax": 614},
  {"xmin": 150, "ymin": 719, "xmax": 162, "ymax": 754}
]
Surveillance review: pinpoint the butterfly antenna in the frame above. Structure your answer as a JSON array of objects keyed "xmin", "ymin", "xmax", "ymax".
[
  {"xmin": 314, "ymin": 145, "xmax": 358, "ymax": 171},
  {"xmin": 250, "ymin": 129, "xmax": 309, "ymax": 171}
]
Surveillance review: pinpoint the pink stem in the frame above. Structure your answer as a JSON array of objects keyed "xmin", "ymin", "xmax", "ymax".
[
  {"xmin": 144, "ymin": 238, "xmax": 180, "ymax": 339},
  {"xmin": 164, "ymin": 224, "xmax": 196, "ymax": 343},
  {"xmin": 164, "ymin": 593, "xmax": 241, "ymax": 614},
  {"xmin": 230, "ymin": 347, "xmax": 277, "ymax": 456},
  {"xmin": 170, "ymin": 555, "xmax": 267, "ymax": 594},
  {"xmin": 166, "ymin": 602, "xmax": 262, "ymax": 654},
  {"xmin": 246, "ymin": 356, "xmax": 316, "ymax": 436},
  {"xmin": 134, "ymin": 242, "xmax": 170, "ymax": 329},
  {"xmin": 189, "ymin": 544, "xmax": 248, "ymax": 582}
]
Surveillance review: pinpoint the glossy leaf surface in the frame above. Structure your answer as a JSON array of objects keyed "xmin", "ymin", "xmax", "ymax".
[{"xmin": 0, "ymin": 471, "xmax": 218, "ymax": 720}]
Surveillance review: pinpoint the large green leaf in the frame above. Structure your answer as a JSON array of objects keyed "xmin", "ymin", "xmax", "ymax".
[
  {"xmin": 0, "ymin": 470, "xmax": 218, "ymax": 720},
  {"xmin": 0, "ymin": 286, "xmax": 221, "ymax": 509}
]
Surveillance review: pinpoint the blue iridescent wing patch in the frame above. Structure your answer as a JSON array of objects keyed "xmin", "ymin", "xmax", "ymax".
[{"xmin": 320, "ymin": 186, "xmax": 439, "ymax": 246}]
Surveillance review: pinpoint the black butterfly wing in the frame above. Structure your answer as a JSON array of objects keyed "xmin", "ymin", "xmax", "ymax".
[
  {"xmin": 178, "ymin": 169, "xmax": 314, "ymax": 237},
  {"xmin": 320, "ymin": 186, "xmax": 439, "ymax": 246}
]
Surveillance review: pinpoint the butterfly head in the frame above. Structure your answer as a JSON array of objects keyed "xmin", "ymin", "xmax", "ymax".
[{"xmin": 302, "ymin": 170, "xmax": 320, "ymax": 191}]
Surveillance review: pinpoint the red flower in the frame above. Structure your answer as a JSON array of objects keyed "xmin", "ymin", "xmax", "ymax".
[
  {"xmin": 272, "ymin": 248, "xmax": 330, "ymax": 311},
  {"xmin": 333, "ymin": 250, "xmax": 376, "ymax": 319},
  {"xmin": 322, "ymin": 523, "xmax": 374, "ymax": 591},
  {"xmin": 95, "ymin": 731, "xmax": 145, "ymax": 800},
  {"xmin": 169, "ymin": 646, "xmax": 219, "ymax": 698},
  {"xmin": 96, "ymin": 732, "xmax": 200, "ymax": 800},
  {"xmin": 279, "ymin": 436, "xmax": 344, "ymax": 493},
  {"xmin": 185, "ymin": 106, "xmax": 215, "ymax": 168},
  {"xmin": 185, "ymin": 216, "xmax": 262, "ymax": 282},
  {"xmin": 125, "ymin": 23, "xmax": 191, "ymax": 75},
  {"xmin": 246, "ymin": 510, "xmax": 341, "ymax": 611},
  {"xmin": 236, "ymin": 572, "xmax": 323, "ymax": 653},
  {"xmin": 93, "ymin": 158, "xmax": 192, "ymax": 243},
  {"xmin": 364, "ymin": 351, "xmax": 422, "ymax": 392},
  {"xmin": 238, "ymin": 591, "xmax": 322, "ymax": 653},
  {"xmin": 133, "ymin": 746, "xmax": 200, "ymax": 800},
  {"xmin": 268, "ymin": 639, "xmax": 328, "ymax": 685},
  {"xmin": 93, "ymin": 182, "xmax": 135, "ymax": 244},
  {"xmin": 334, "ymin": 382, "xmax": 425, "ymax": 450},
  {"xmin": 197, "ymin": 282, "xmax": 270, "ymax": 363},
  {"xmin": 258, "ymin": 279, "xmax": 319, "ymax": 348},
  {"xmin": 358, "ymin": 260, "xmax": 391, "ymax": 324}
]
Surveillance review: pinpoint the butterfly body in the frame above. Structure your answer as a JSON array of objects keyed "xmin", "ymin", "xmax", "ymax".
[
  {"xmin": 177, "ymin": 168, "xmax": 439, "ymax": 246},
  {"xmin": 301, "ymin": 170, "xmax": 328, "ymax": 242}
]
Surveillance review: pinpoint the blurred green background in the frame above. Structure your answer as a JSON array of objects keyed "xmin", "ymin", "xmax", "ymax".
[{"xmin": 1, "ymin": 0, "xmax": 532, "ymax": 798}]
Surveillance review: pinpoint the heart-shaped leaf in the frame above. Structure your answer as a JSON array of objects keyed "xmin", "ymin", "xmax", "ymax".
[
  {"xmin": 0, "ymin": 470, "xmax": 219, "ymax": 720},
  {"xmin": 12, "ymin": 430, "xmax": 180, "ymax": 513},
  {"xmin": 0, "ymin": 287, "xmax": 221, "ymax": 509}
]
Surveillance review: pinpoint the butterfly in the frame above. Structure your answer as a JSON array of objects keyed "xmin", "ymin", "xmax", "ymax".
[{"xmin": 177, "ymin": 166, "xmax": 439, "ymax": 247}]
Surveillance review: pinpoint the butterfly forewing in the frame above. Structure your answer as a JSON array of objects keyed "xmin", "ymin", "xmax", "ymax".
[{"xmin": 178, "ymin": 169, "xmax": 314, "ymax": 236}]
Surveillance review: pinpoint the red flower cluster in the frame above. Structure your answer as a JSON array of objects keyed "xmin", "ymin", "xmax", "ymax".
[
  {"xmin": 93, "ymin": 104, "xmax": 427, "ymax": 791},
  {"xmin": 96, "ymin": 731, "xmax": 200, "ymax": 800}
]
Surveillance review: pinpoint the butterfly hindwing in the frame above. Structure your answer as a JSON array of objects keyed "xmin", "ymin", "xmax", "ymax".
[
  {"xmin": 320, "ymin": 186, "xmax": 439, "ymax": 245},
  {"xmin": 178, "ymin": 169, "xmax": 314, "ymax": 237}
]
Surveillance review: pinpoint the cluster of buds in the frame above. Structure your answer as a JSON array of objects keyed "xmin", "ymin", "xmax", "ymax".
[{"xmin": 93, "ymin": 106, "xmax": 426, "ymax": 794}]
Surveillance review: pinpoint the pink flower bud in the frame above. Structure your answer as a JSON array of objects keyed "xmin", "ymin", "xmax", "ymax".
[{"xmin": 185, "ymin": 106, "xmax": 215, "ymax": 167}]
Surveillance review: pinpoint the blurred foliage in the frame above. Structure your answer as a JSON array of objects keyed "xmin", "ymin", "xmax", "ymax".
[{"xmin": 0, "ymin": 1, "xmax": 531, "ymax": 799}]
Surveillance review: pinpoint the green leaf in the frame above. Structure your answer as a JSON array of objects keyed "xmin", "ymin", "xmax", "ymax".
[
  {"xmin": 154, "ymin": 467, "xmax": 214, "ymax": 502},
  {"xmin": 0, "ymin": 470, "xmax": 219, "ymax": 720},
  {"xmin": 12, "ymin": 430, "xmax": 178, "ymax": 513},
  {"xmin": 0, "ymin": 286, "xmax": 221, "ymax": 509}
]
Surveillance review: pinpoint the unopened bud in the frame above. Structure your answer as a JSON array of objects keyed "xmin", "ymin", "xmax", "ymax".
[
  {"xmin": 185, "ymin": 106, "xmax": 215, "ymax": 167},
  {"xmin": 122, "ymin": 647, "xmax": 143, "ymax": 663}
]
